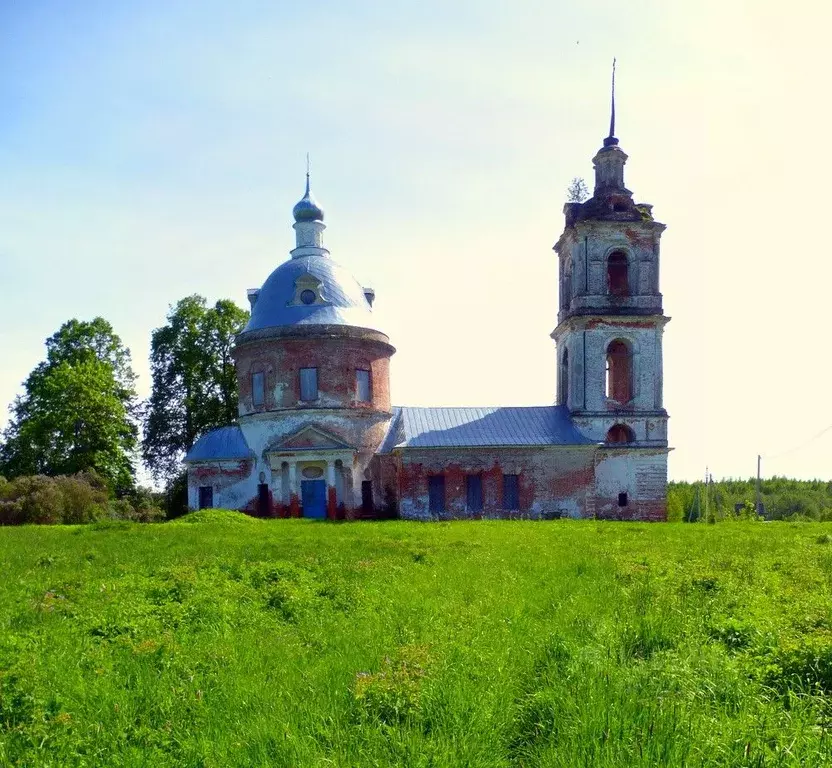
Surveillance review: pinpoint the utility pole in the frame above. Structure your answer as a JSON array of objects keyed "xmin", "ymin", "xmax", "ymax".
[
  {"xmin": 756, "ymin": 454, "xmax": 762, "ymax": 516},
  {"xmin": 704, "ymin": 466, "xmax": 709, "ymax": 523}
]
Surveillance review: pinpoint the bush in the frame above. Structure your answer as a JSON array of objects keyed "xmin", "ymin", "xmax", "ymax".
[
  {"xmin": 164, "ymin": 471, "xmax": 189, "ymax": 519},
  {"xmin": 0, "ymin": 472, "xmax": 161, "ymax": 526},
  {"xmin": 10, "ymin": 476, "xmax": 65, "ymax": 524},
  {"xmin": 133, "ymin": 502, "xmax": 165, "ymax": 523},
  {"xmin": 55, "ymin": 473, "xmax": 108, "ymax": 524},
  {"xmin": 175, "ymin": 509, "xmax": 252, "ymax": 525}
]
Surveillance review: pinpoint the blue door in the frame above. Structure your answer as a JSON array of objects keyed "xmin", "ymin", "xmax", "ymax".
[{"xmin": 301, "ymin": 479, "xmax": 327, "ymax": 519}]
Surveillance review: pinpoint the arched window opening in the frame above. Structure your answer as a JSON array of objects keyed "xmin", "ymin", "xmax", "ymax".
[
  {"xmin": 561, "ymin": 258, "xmax": 573, "ymax": 311},
  {"xmin": 605, "ymin": 340, "xmax": 633, "ymax": 403},
  {"xmin": 607, "ymin": 251, "xmax": 629, "ymax": 297},
  {"xmin": 560, "ymin": 348, "xmax": 569, "ymax": 406},
  {"xmin": 605, "ymin": 424, "xmax": 635, "ymax": 444}
]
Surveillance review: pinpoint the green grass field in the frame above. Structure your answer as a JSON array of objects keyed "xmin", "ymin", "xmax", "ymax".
[{"xmin": 2, "ymin": 514, "xmax": 832, "ymax": 767}]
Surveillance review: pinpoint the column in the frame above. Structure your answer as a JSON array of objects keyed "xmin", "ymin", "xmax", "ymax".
[
  {"xmin": 288, "ymin": 460, "xmax": 300, "ymax": 518},
  {"xmin": 326, "ymin": 461, "xmax": 338, "ymax": 520}
]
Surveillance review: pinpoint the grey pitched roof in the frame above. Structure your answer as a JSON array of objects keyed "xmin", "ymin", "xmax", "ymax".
[
  {"xmin": 242, "ymin": 255, "xmax": 382, "ymax": 334},
  {"xmin": 379, "ymin": 406, "xmax": 595, "ymax": 452},
  {"xmin": 184, "ymin": 425, "xmax": 254, "ymax": 462}
]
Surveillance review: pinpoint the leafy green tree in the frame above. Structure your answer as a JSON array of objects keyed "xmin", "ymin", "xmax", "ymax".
[
  {"xmin": 0, "ymin": 319, "xmax": 139, "ymax": 492},
  {"xmin": 566, "ymin": 177, "xmax": 590, "ymax": 203},
  {"xmin": 142, "ymin": 295, "xmax": 248, "ymax": 483}
]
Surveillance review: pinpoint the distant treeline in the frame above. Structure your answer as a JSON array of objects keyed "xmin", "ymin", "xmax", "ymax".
[{"xmin": 668, "ymin": 476, "xmax": 832, "ymax": 522}]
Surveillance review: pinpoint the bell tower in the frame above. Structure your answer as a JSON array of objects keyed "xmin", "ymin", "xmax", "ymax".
[{"xmin": 551, "ymin": 65, "xmax": 670, "ymax": 518}]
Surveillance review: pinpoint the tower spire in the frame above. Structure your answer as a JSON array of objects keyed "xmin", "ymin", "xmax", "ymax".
[
  {"xmin": 604, "ymin": 58, "xmax": 619, "ymax": 147},
  {"xmin": 291, "ymin": 154, "xmax": 327, "ymax": 256},
  {"xmin": 293, "ymin": 153, "xmax": 324, "ymax": 224}
]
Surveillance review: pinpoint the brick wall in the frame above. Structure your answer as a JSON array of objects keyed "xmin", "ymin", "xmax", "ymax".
[
  {"xmin": 395, "ymin": 447, "xmax": 597, "ymax": 520},
  {"xmin": 234, "ymin": 333, "xmax": 393, "ymax": 415}
]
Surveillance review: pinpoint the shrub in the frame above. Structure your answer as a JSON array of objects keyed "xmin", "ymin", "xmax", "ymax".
[
  {"xmin": 0, "ymin": 471, "xmax": 160, "ymax": 526},
  {"xmin": 0, "ymin": 497, "xmax": 23, "ymax": 526},
  {"xmin": 176, "ymin": 509, "xmax": 252, "ymax": 525},
  {"xmin": 54, "ymin": 474, "xmax": 108, "ymax": 524},
  {"xmin": 666, "ymin": 491, "xmax": 684, "ymax": 522},
  {"xmin": 11, "ymin": 476, "xmax": 65, "ymax": 524},
  {"xmin": 133, "ymin": 502, "xmax": 165, "ymax": 523},
  {"xmin": 108, "ymin": 499, "xmax": 138, "ymax": 521},
  {"xmin": 164, "ymin": 471, "xmax": 189, "ymax": 519}
]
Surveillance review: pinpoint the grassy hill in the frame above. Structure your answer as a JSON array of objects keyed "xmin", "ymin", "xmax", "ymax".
[{"xmin": 2, "ymin": 515, "xmax": 831, "ymax": 766}]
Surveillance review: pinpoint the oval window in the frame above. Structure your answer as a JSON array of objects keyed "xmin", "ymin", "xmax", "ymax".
[
  {"xmin": 300, "ymin": 289, "xmax": 316, "ymax": 305},
  {"xmin": 301, "ymin": 466, "xmax": 324, "ymax": 479}
]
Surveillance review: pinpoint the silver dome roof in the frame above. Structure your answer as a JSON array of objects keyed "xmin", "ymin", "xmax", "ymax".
[
  {"xmin": 242, "ymin": 254, "xmax": 382, "ymax": 334},
  {"xmin": 292, "ymin": 175, "xmax": 324, "ymax": 222}
]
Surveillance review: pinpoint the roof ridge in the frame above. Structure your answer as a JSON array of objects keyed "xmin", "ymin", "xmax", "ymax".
[{"xmin": 392, "ymin": 404, "xmax": 563, "ymax": 411}]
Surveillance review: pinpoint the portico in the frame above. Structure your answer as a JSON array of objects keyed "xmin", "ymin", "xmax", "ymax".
[{"xmin": 265, "ymin": 426, "xmax": 356, "ymax": 518}]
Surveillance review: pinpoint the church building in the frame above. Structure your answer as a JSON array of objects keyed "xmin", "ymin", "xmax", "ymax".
[{"xmin": 184, "ymin": 120, "xmax": 671, "ymax": 521}]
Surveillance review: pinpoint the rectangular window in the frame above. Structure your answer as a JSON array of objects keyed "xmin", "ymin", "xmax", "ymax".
[
  {"xmin": 466, "ymin": 474, "xmax": 483, "ymax": 513},
  {"xmin": 299, "ymin": 367, "xmax": 318, "ymax": 401},
  {"xmin": 198, "ymin": 486, "xmax": 214, "ymax": 510},
  {"xmin": 428, "ymin": 475, "xmax": 445, "ymax": 514},
  {"xmin": 251, "ymin": 371, "xmax": 265, "ymax": 407},
  {"xmin": 502, "ymin": 474, "xmax": 520, "ymax": 510},
  {"xmin": 618, "ymin": 492, "xmax": 629, "ymax": 507},
  {"xmin": 356, "ymin": 369, "xmax": 371, "ymax": 402}
]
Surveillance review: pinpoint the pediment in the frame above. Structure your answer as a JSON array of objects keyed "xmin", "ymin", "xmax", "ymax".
[{"xmin": 268, "ymin": 425, "xmax": 354, "ymax": 452}]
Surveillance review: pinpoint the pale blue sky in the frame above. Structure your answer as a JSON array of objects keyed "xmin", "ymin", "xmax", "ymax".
[{"xmin": 1, "ymin": 0, "xmax": 829, "ymax": 482}]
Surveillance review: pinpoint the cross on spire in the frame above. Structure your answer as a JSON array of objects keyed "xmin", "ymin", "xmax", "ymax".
[
  {"xmin": 604, "ymin": 58, "xmax": 619, "ymax": 147},
  {"xmin": 609, "ymin": 58, "xmax": 616, "ymax": 138}
]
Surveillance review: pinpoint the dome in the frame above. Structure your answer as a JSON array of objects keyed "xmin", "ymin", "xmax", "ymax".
[
  {"xmin": 292, "ymin": 176, "xmax": 324, "ymax": 222},
  {"xmin": 241, "ymin": 254, "xmax": 383, "ymax": 335}
]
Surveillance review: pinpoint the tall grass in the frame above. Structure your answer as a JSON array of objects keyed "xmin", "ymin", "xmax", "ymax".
[{"xmin": 1, "ymin": 515, "xmax": 831, "ymax": 766}]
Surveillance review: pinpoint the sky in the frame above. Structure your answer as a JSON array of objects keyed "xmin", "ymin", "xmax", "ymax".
[{"xmin": 1, "ymin": 0, "xmax": 830, "ymax": 483}]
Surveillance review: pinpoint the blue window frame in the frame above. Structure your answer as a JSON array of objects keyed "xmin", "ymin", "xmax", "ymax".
[
  {"xmin": 251, "ymin": 371, "xmax": 265, "ymax": 407},
  {"xmin": 467, "ymin": 474, "xmax": 483, "ymax": 513},
  {"xmin": 502, "ymin": 474, "xmax": 519, "ymax": 510},
  {"xmin": 428, "ymin": 475, "xmax": 445, "ymax": 514},
  {"xmin": 356, "ymin": 369, "xmax": 371, "ymax": 402},
  {"xmin": 300, "ymin": 367, "xmax": 318, "ymax": 401}
]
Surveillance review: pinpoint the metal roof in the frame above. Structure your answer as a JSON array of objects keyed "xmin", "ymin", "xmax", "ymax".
[
  {"xmin": 242, "ymin": 255, "xmax": 383, "ymax": 335},
  {"xmin": 379, "ymin": 406, "xmax": 595, "ymax": 451},
  {"xmin": 184, "ymin": 425, "xmax": 254, "ymax": 462},
  {"xmin": 292, "ymin": 176, "xmax": 324, "ymax": 222}
]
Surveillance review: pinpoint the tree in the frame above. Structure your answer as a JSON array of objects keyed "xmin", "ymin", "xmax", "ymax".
[
  {"xmin": 142, "ymin": 295, "xmax": 249, "ymax": 483},
  {"xmin": 566, "ymin": 177, "xmax": 590, "ymax": 203},
  {"xmin": 0, "ymin": 318, "xmax": 139, "ymax": 492}
]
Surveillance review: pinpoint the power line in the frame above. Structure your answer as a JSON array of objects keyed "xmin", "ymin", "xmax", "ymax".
[{"xmin": 762, "ymin": 424, "xmax": 832, "ymax": 461}]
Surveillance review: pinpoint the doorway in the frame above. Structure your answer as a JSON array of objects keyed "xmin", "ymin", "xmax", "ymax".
[
  {"xmin": 257, "ymin": 483, "xmax": 270, "ymax": 516},
  {"xmin": 301, "ymin": 479, "xmax": 327, "ymax": 518},
  {"xmin": 361, "ymin": 480, "xmax": 374, "ymax": 515}
]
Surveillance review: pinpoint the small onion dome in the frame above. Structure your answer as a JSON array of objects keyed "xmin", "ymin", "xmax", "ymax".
[{"xmin": 292, "ymin": 175, "xmax": 324, "ymax": 222}]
